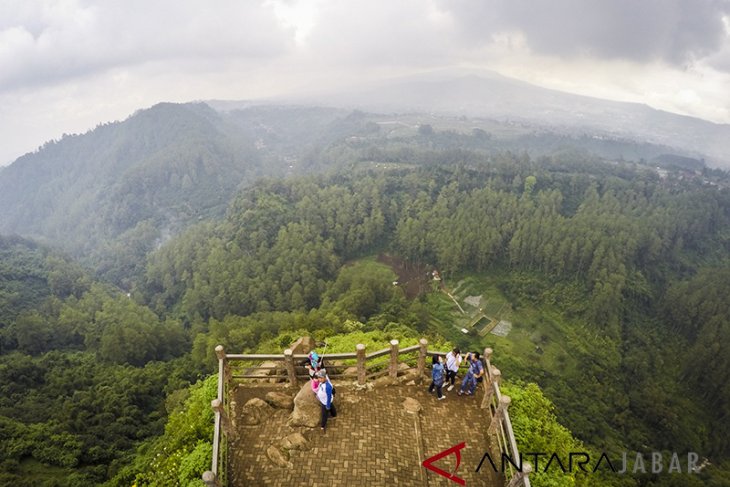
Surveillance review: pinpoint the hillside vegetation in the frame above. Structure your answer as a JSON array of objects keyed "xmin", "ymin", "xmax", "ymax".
[
  {"xmin": 1, "ymin": 102, "xmax": 717, "ymax": 290},
  {"xmin": 1, "ymin": 135, "xmax": 729, "ymax": 485}
]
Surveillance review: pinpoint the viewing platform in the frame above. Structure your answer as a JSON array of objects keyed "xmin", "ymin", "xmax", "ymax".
[{"xmin": 203, "ymin": 339, "xmax": 532, "ymax": 487}]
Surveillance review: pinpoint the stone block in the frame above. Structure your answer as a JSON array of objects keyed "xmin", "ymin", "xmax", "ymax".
[
  {"xmin": 289, "ymin": 336, "xmax": 316, "ymax": 355},
  {"xmin": 241, "ymin": 397, "xmax": 273, "ymax": 426},
  {"xmin": 280, "ymin": 432, "xmax": 309, "ymax": 451},
  {"xmin": 265, "ymin": 391, "xmax": 295, "ymax": 410},
  {"xmin": 288, "ymin": 381, "xmax": 322, "ymax": 428},
  {"xmin": 266, "ymin": 445, "xmax": 293, "ymax": 468}
]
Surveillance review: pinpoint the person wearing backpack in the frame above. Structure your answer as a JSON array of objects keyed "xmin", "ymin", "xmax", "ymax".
[
  {"xmin": 315, "ymin": 369, "xmax": 337, "ymax": 433},
  {"xmin": 428, "ymin": 355, "xmax": 446, "ymax": 400},
  {"xmin": 304, "ymin": 351, "xmax": 324, "ymax": 379}
]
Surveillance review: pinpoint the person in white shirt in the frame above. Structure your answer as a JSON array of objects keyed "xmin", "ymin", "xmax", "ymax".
[
  {"xmin": 314, "ymin": 369, "xmax": 337, "ymax": 433},
  {"xmin": 444, "ymin": 348, "xmax": 462, "ymax": 392}
]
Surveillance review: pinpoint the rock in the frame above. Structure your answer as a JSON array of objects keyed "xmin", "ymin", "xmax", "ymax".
[
  {"xmin": 245, "ymin": 361, "xmax": 280, "ymax": 383},
  {"xmin": 400, "ymin": 369, "xmax": 427, "ymax": 385},
  {"xmin": 373, "ymin": 375, "xmax": 399, "ymax": 388},
  {"xmin": 289, "ymin": 336, "xmax": 316, "ymax": 355},
  {"xmin": 406, "ymin": 380, "xmax": 416, "ymax": 385},
  {"xmin": 265, "ymin": 391, "xmax": 294, "ymax": 410},
  {"xmin": 288, "ymin": 381, "xmax": 322, "ymax": 428},
  {"xmin": 241, "ymin": 397, "xmax": 273, "ymax": 426},
  {"xmin": 397, "ymin": 362, "xmax": 411, "ymax": 373},
  {"xmin": 403, "ymin": 397, "xmax": 422, "ymax": 414},
  {"xmin": 280, "ymin": 432, "xmax": 308, "ymax": 451},
  {"xmin": 343, "ymin": 366, "xmax": 359, "ymax": 378},
  {"xmin": 353, "ymin": 381, "xmax": 373, "ymax": 392},
  {"xmin": 267, "ymin": 445, "xmax": 293, "ymax": 468}
]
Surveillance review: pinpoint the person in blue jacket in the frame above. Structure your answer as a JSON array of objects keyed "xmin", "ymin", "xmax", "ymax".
[
  {"xmin": 315, "ymin": 369, "xmax": 337, "ymax": 432},
  {"xmin": 428, "ymin": 355, "xmax": 446, "ymax": 400}
]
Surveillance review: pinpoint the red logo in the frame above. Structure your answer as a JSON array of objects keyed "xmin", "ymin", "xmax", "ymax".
[{"xmin": 422, "ymin": 442, "xmax": 467, "ymax": 485}]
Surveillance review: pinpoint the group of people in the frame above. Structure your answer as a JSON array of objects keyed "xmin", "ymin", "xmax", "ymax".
[
  {"xmin": 428, "ymin": 348, "xmax": 485, "ymax": 400},
  {"xmin": 304, "ymin": 351, "xmax": 337, "ymax": 433},
  {"xmin": 305, "ymin": 346, "xmax": 485, "ymax": 433}
]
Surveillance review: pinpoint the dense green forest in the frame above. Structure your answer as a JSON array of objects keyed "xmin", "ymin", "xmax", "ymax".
[
  {"xmin": 0, "ymin": 102, "xmax": 713, "ymax": 291},
  {"xmin": 2, "ymin": 141, "xmax": 730, "ymax": 486}
]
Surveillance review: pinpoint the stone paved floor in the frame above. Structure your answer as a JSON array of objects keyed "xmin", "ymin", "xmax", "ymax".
[{"xmin": 229, "ymin": 381, "xmax": 503, "ymax": 486}]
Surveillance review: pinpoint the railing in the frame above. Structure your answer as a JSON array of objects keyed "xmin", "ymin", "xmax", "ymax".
[
  {"xmin": 202, "ymin": 340, "xmax": 530, "ymax": 487},
  {"xmin": 481, "ymin": 348, "xmax": 532, "ymax": 487}
]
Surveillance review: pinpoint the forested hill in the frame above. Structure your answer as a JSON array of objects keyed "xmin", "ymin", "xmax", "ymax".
[
  {"xmin": 0, "ymin": 102, "xmax": 263, "ymax": 287},
  {"xmin": 0, "ymin": 234, "xmax": 192, "ymax": 486},
  {"xmin": 0, "ymin": 100, "xmax": 715, "ymax": 291},
  {"xmin": 140, "ymin": 159, "xmax": 730, "ymax": 463},
  {"xmin": 2, "ymin": 156, "xmax": 730, "ymax": 485}
]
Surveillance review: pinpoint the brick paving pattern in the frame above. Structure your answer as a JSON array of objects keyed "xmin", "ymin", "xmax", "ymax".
[{"xmin": 229, "ymin": 381, "xmax": 503, "ymax": 486}]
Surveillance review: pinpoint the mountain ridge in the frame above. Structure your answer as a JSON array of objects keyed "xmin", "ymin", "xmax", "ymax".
[{"xmin": 287, "ymin": 72, "xmax": 730, "ymax": 167}]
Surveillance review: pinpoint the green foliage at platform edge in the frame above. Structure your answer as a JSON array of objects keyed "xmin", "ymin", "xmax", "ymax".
[
  {"xmin": 113, "ymin": 375, "xmax": 217, "ymax": 487},
  {"xmin": 501, "ymin": 381, "xmax": 584, "ymax": 487}
]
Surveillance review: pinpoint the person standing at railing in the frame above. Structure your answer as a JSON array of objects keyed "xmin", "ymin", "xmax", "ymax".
[
  {"xmin": 315, "ymin": 369, "xmax": 337, "ymax": 433},
  {"xmin": 428, "ymin": 355, "xmax": 446, "ymax": 400},
  {"xmin": 458, "ymin": 352, "xmax": 484, "ymax": 396},
  {"xmin": 445, "ymin": 348, "xmax": 462, "ymax": 392}
]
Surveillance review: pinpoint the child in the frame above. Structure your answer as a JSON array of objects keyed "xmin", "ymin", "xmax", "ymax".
[{"xmin": 428, "ymin": 355, "xmax": 446, "ymax": 400}]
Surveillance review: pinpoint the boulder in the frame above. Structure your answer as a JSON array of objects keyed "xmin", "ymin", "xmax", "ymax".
[
  {"xmin": 265, "ymin": 391, "xmax": 294, "ymax": 410},
  {"xmin": 343, "ymin": 366, "xmax": 359, "ymax": 378},
  {"xmin": 288, "ymin": 381, "xmax": 322, "ymax": 428},
  {"xmin": 353, "ymin": 381, "xmax": 373, "ymax": 392},
  {"xmin": 280, "ymin": 432, "xmax": 309, "ymax": 451},
  {"xmin": 266, "ymin": 445, "xmax": 293, "ymax": 468},
  {"xmin": 241, "ymin": 397, "xmax": 273, "ymax": 426},
  {"xmin": 289, "ymin": 336, "xmax": 316, "ymax": 355},
  {"xmin": 373, "ymin": 375, "xmax": 399, "ymax": 388},
  {"xmin": 400, "ymin": 369, "xmax": 427, "ymax": 385},
  {"xmin": 245, "ymin": 361, "xmax": 281, "ymax": 383},
  {"xmin": 397, "ymin": 362, "xmax": 411, "ymax": 374},
  {"xmin": 403, "ymin": 397, "xmax": 422, "ymax": 414}
]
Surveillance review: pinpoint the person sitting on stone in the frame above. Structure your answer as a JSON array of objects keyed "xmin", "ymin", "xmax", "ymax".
[
  {"xmin": 458, "ymin": 352, "xmax": 484, "ymax": 396},
  {"xmin": 315, "ymin": 369, "xmax": 337, "ymax": 433}
]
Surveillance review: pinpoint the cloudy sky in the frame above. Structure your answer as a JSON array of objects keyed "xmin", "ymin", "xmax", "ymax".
[{"xmin": 1, "ymin": 0, "xmax": 729, "ymax": 166}]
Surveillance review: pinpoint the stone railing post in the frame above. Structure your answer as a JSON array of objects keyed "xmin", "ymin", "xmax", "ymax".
[
  {"xmin": 212, "ymin": 399, "xmax": 233, "ymax": 437},
  {"xmin": 356, "ymin": 344, "xmax": 366, "ymax": 385},
  {"xmin": 483, "ymin": 347, "xmax": 493, "ymax": 377},
  {"xmin": 489, "ymin": 394, "xmax": 511, "ymax": 435},
  {"xmin": 284, "ymin": 349, "xmax": 297, "ymax": 387},
  {"xmin": 215, "ymin": 345, "xmax": 226, "ymax": 361},
  {"xmin": 215, "ymin": 345, "xmax": 230, "ymax": 383},
  {"xmin": 482, "ymin": 367, "xmax": 501, "ymax": 410},
  {"xmin": 389, "ymin": 339, "xmax": 399, "ymax": 378},
  {"xmin": 507, "ymin": 461, "xmax": 532, "ymax": 487},
  {"xmin": 202, "ymin": 471, "xmax": 220, "ymax": 487},
  {"xmin": 417, "ymin": 338, "xmax": 428, "ymax": 377}
]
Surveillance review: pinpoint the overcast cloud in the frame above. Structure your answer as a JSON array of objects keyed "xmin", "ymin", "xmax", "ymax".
[{"xmin": 1, "ymin": 0, "xmax": 729, "ymax": 165}]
